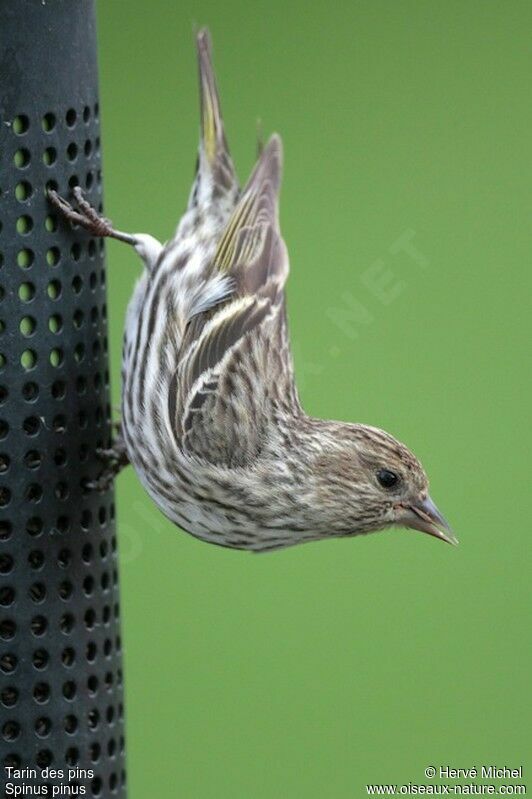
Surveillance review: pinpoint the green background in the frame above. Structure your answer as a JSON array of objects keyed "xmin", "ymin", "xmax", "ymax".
[{"xmin": 97, "ymin": 2, "xmax": 530, "ymax": 797}]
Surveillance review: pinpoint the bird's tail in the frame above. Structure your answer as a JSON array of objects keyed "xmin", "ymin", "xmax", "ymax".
[{"xmin": 190, "ymin": 28, "xmax": 237, "ymax": 208}]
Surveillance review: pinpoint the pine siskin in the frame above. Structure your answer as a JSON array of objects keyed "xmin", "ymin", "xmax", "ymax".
[{"xmin": 49, "ymin": 29, "xmax": 456, "ymax": 552}]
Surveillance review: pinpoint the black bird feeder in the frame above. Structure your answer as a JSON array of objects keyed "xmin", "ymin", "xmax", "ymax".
[{"xmin": 0, "ymin": 2, "xmax": 126, "ymax": 797}]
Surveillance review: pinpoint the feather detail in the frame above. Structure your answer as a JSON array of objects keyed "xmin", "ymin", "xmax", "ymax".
[
  {"xmin": 197, "ymin": 28, "xmax": 225, "ymax": 165},
  {"xmin": 192, "ymin": 28, "xmax": 238, "ymax": 207},
  {"xmin": 208, "ymin": 135, "xmax": 288, "ymax": 312},
  {"xmin": 186, "ymin": 273, "xmax": 235, "ymax": 320}
]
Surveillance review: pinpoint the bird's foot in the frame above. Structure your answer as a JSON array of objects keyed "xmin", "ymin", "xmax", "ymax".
[
  {"xmin": 86, "ymin": 437, "xmax": 130, "ymax": 493},
  {"xmin": 48, "ymin": 186, "xmax": 136, "ymax": 245}
]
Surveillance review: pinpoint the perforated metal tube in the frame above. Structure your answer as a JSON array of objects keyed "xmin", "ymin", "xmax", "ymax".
[{"xmin": 0, "ymin": 3, "xmax": 126, "ymax": 797}]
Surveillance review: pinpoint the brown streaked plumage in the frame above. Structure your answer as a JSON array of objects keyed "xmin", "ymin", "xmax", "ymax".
[{"xmin": 48, "ymin": 29, "xmax": 456, "ymax": 551}]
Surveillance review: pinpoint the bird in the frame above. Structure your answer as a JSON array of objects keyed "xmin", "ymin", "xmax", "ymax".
[{"xmin": 48, "ymin": 29, "xmax": 456, "ymax": 552}]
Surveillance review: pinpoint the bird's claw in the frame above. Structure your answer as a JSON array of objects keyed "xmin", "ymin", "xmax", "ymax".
[
  {"xmin": 84, "ymin": 475, "xmax": 114, "ymax": 493},
  {"xmin": 96, "ymin": 446, "xmax": 122, "ymax": 463},
  {"xmin": 48, "ymin": 187, "xmax": 135, "ymax": 244},
  {"xmin": 48, "ymin": 186, "xmax": 116, "ymax": 237}
]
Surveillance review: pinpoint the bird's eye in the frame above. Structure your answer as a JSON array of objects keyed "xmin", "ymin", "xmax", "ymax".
[{"xmin": 376, "ymin": 469, "xmax": 399, "ymax": 489}]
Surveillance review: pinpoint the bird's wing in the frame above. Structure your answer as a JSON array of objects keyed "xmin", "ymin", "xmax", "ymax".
[{"xmin": 170, "ymin": 135, "xmax": 300, "ymax": 466}]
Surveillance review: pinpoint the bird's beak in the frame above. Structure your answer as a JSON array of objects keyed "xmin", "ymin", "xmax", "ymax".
[{"xmin": 395, "ymin": 495, "xmax": 458, "ymax": 546}]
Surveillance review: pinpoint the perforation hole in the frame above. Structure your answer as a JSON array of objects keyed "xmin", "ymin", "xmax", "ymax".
[
  {"xmin": 25, "ymin": 483, "xmax": 43, "ymax": 503},
  {"xmin": 87, "ymin": 708, "xmax": 100, "ymax": 730},
  {"xmin": 36, "ymin": 749, "xmax": 53, "ymax": 768},
  {"xmin": 52, "ymin": 380, "xmax": 66, "ymax": 399},
  {"xmin": 64, "ymin": 714, "xmax": 78, "ymax": 734},
  {"xmin": 47, "ymin": 279, "xmax": 62, "ymax": 299},
  {"xmin": 65, "ymin": 747, "xmax": 79, "ymax": 766},
  {"xmin": 0, "ymin": 585, "xmax": 15, "ymax": 606},
  {"xmin": 46, "ymin": 246, "xmax": 60, "ymax": 266},
  {"xmin": 45, "ymin": 214, "xmax": 58, "ymax": 232},
  {"xmin": 2, "ymin": 720, "xmax": 20, "ymax": 741},
  {"xmin": 33, "ymin": 682, "xmax": 51, "ymax": 703},
  {"xmin": 0, "ymin": 552, "xmax": 14, "ymax": 573},
  {"xmin": 17, "ymin": 214, "xmax": 33, "ymax": 235},
  {"xmin": 13, "ymin": 114, "xmax": 30, "ymax": 134},
  {"xmin": 60, "ymin": 613, "xmax": 75, "ymax": 634},
  {"xmin": 67, "ymin": 142, "xmax": 78, "ymax": 161},
  {"xmin": 66, "ymin": 108, "xmax": 77, "ymax": 127},
  {"xmin": 48, "ymin": 314, "xmax": 63, "ymax": 334},
  {"xmin": 1, "ymin": 686, "xmax": 19, "ymax": 708},
  {"xmin": 56, "ymin": 515, "xmax": 70, "ymax": 534},
  {"xmin": 17, "ymin": 248, "xmax": 34, "ymax": 268},
  {"xmin": 0, "ymin": 652, "xmax": 17, "ymax": 672},
  {"xmin": 52, "ymin": 414, "xmax": 66, "ymax": 433},
  {"xmin": 15, "ymin": 180, "xmax": 32, "ymax": 201},
  {"xmin": 62, "ymin": 680, "xmax": 76, "ymax": 700},
  {"xmin": 30, "ymin": 615, "xmax": 48, "ymax": 636},
  {"xmin": 89, "ymin": 742, "xmax": 100, "ymax": 763},
  {"xmin": 21, "ymin": 348, "xmax": 37, "ymax": 369},
  {"xmin": 33, "ymin": 648, "xmax": 49, "ymax": 670},
  {"xmin": 54, "ymin": 448, "xmax": 67, "ymax": 466},
  {"xmin": 22, "ymin": 381, "xmax": 39, "ymax": 401},
  {"xmin": 84, "ymin": 609, "xmax": 96, "ymax": 630},
  {"xmin": 0, "ymin": 619, "xmax": 16, "ymax": 640},
  {"xmin": 14, "ymin": 149, "xmax": 30, "ymax": 168},
  {"xmin": 20, "ymin": 316, "xmax": 37, "ymax": 337},
  {"xmin": 28, "ymin": 549, "xmax": 45, "ymax": 570},
  {"xmin": 35, "ymin": 716, "xmax": 52, "ymax": 738},
  {"xmin": 81, "ymin": 509, "xmax": 92, "ymax": 530},
  {"xmin": 24, "ymin": 449, "xmax": 41, "ymax": 469},
  {"xmin": 43, "ymin": 147, "xmax": 57, "ymax": 166},
  {"xmin": 49, "ymin": 347, "xmax": 63, "ymax": 367},
  {"xmin": 0, "ymin": 486, "xmax": 11, "ymax": 507},
  {"xmin": 42, "ymin": 112, "xmax": 56, "ymax": 132},
  {"xmin": 29, "ymin": 581, "xmax": 46, "ymax": 603},
  {"xmin": 59, "ymin": 580, "xmax": 74, "ymax": 600},
  {"xmin": 61, "ymin": 647, "xmax": 75, "ymax": 667},
  {"xmin": 57, "ymin": 548, "xmax": 72, "ymax": 568},
  {"xmin": 26, "ymin": 517, "xmax": 43, "ymax": 536},
  {"xmin": 23, "ymin": 416, "xmax": 40, "ymax": 435}
]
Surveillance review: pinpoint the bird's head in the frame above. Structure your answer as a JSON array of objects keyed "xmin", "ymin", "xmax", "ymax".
[{"xmin": 313, "ymin": 422, "xmax": 456, "ymax": 545}]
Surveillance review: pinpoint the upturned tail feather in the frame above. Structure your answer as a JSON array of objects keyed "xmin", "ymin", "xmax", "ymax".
[{"xmin": 193, "ymin": 28, "xmax": 237, "ymax": 203}]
